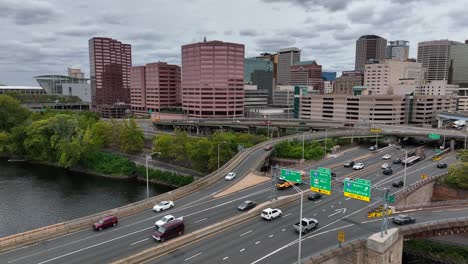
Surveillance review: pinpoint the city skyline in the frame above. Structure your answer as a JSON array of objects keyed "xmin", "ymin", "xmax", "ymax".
[{"xmin": 1, "ymin": 0, "xmax": 468, "ymax": 85}]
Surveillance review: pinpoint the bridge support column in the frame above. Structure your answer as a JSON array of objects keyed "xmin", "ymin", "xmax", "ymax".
[
  {"xmin": 366, "ymin": 228, "xmax": 403, "ymax": 264},
  {"xmin": 451, "ymin": 139, "xmax": 455, "ymax": 151},
  {"xmin": 438, "ymin": 119, "xmax": 443, "ymax": 128},
  {"xmin": 196, "ymin": 126, "xmax": 200, "ymax": 135}
]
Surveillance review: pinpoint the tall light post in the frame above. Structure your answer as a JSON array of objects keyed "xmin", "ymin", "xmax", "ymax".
[
  {"xmin": 217, "ymin": 141, "xmax": 227, "ymax": 170},
  {"xmin": 324, "ymin": 129, "xmax": 328, "ymax": 156},
  {"xmin": 302, "ymin": 132, "xmax": 305, "ymax": 161},
  {"xmin": 146, "ymin": 151, "xmax": 161, "ymax": 199},
  {"xmin": 396, "ymin": 145, "xmax": 408, "ymax": 189},
  {"xmin": 283, "ymin": 180, "xmax": 304, "ymax": 264}
]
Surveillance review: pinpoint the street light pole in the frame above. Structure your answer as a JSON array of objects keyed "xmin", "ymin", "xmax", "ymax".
[
  {"xmin": 217, "ymin": 141, "xmax": 227, "ymax": 170},
  {"xmin": 145, "ymin": 151, "xmax": 161, "ymax": 200},
  {"xmin": 302, "ymin": 132, "xmax": 305, "ymax": 161},
  {"xmin": 403, "ymin": 149, "xmax": 408, "ymax": 189},
  {"xmin": 288, "ymin": 183, "xmax": 304, "ymax": 264},
  {"xmin": 324, "ymin": 129, "xmax": 328, "ymax": 155}
]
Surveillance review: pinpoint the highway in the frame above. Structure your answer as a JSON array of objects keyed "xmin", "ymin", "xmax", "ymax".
[
  {"xmin": 149, "ymin": 147, "xmax": 457, "ymax": 264},
  {"xmin": 0, "ymin": 137, "xmax": 454, "ymax": 264}
]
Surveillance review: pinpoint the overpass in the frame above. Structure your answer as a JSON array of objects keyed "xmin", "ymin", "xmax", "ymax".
[{"xmin": 0, "ymin": 127, "xmax": 466, "ymax": 263}]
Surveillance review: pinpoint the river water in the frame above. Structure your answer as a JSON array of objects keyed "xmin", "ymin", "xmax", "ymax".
[{"xmin": 0, "ymin": 158, "xmax": 174, "ymax": 238}]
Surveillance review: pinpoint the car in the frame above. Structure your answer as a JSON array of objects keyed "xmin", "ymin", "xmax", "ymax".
[
  {"xmin": 276, "ymin": 179, "xmax": 294, "ymax": 190},
  {"xmin": 381, "ymin": 163, "xmax": 391, "ymax": 169},
  {"xmin": 238, "ymin": 200, "xmax": 256, "ymax": 211},
  {"xmin": 331, "ymin": 172, "xmax": 337, "ymax": 178},
  {"xmin": 392, "ymin": 214, "xmax": 416, "ymax": 225},
  {"xmin": 155, "ymin": 215, "xmax": 184, "ymax": 228},
  {"xmin": 353, "ymin": 163, "xmax": 364, "ymax": 170},
  {"xmin": 307, "ymin": 193, "xmax": 322, "ymax": 201},
  {"xmin": 383, "ymin": 168, "xmax": 393, "ymax": 175},
  {"xmin": 153, "ymin": 201, "xmax": 174, "ymax": 212},
  {"xmin": 343, "ymin": 161, "xmax": 355, "ymax": 167},
  {"xmin": 153, "ymin": 219, "xmax": 185, "ymax": 242},
  {"xmin": 392, "ymin": 180, "xmax": 404, "ymax": 187},
  {"xmin": 264, "ymin": 145, "xmax": 273, "ymax": 151},
  {"xmin": 408, "ymin": 151, "xmax": 416, "ymax": 157},
  {"xmin": 261, "ymin": 208, "xmax": 282, "ymax": 220},
  {"xmin": 437, "ymin": 162, "xmax": 447, "ymax": 169},
  {"xmin": 382, "ymin": 154, "xmax": 392, "ymax": 160},
  {"xmin": 93, "ymin": 215, "xmax": 118, "ymax": 231},
  {"xmin": 344, "ymin": 177, "xmax": 354, "ymax": 182},
  {"xmin": 369, "ymin": 145, "xmax": 377, "ymax": 151},
  {"xmin": 225, "ymin": 172, "xmax": 236, "ymax": 180},
  {"xmin": 393, "ymin": 158, "xmax": 401, "ymax": 164}
]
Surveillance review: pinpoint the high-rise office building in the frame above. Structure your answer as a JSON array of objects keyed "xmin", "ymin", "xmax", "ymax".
[
  {"xmin": 334, "ymin": 70, "xmax": 364, "ymax": 95},
  {"xmin": 68, "ymin": 68, "xmax": 85, "ymax": 79},
  {"xmin": 89, "ymin": 37, "xmax": 132, "ymax": 117},
  {"xmin": 277, "ymin": 47, "xmax": 300, "ymax": 85},
  {"xmin": 386, "ymin": 40, "xmax": 409, "ymax": 61},
  {"xmin": 244, "ymin": 57, "xmax": 272, "ymax": 83},
  {"xmin": 130, "ymin": 62, "xmax": 181, "ymax": 116},
  {"xmin": 355, "ymin": 35, "xmax": 387, "ymax": 71},
  {"xmin": 290, "ymin": 61, "xmax": 323, "ymax": 93},
  {"xmin": 417, "ymin": 39, "xmax": 460, "ymax": 81},
  {"xmin": 181, "ymin": 40, "xmax": 244, "ymax": 118},
  {"xmin": 251, "ymin": 70, "xmax": 274, "ymax": 104},
  {"xmin": 450, "ymin": 42, "xmax": 468, "ymax": 86},
  {"xmin": 257, "ymin": 53, "xmax": 278, "ymax": 81}
]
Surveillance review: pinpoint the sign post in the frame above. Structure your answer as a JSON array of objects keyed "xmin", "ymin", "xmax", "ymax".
[
  {"xmin": 338, "ymin": 231, "xmax": 345, "ymax": 248},
  {"xmin": 310, "ymin": 168, "xmax": 331, "ymax": 195},
  {"xmin": 343, "ymin": 179, "xmax": 371, "ymax": 202},
  {"xmin": 280, "ymin": 169, "xmax": 302, "ymax": 184}
]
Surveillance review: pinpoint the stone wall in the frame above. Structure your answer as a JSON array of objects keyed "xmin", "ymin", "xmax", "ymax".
[{"xmin": 432, "ymin": 183, "xmax": 468, "ymax": 201}]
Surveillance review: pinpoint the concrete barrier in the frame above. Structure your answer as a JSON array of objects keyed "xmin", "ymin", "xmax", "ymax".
[
  {"xmin": 113, "ymin": 193, "xmax": 303, "ymax": 264},
  {"xmin": 395, "ymin": 200, "xmax": 468, "ymax": 212},
  {"xmin": 394, "ymin": 172, "xmax": 448, "ymax": 205}
]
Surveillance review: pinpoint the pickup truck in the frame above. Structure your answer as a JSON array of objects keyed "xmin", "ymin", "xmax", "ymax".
[
  {"xmin": 293, "ymin": 218, "xmax": 318, "ymax": 234},
  {"xmin": 155, "ymin": 215, "xmax": 183, "ymax": 228}
]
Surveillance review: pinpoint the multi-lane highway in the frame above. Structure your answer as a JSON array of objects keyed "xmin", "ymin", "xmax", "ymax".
[{"xmin": 0, "ymin": 141, "xmax": 455, "ymax": 264}]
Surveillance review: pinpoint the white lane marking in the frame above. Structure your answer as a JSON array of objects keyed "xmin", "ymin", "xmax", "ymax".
[
  {"xmin": 255, "ymin": 241, "xmax": 261, "ymax": 245},
  {"xmin": 240, "ymin": 230, "xmax": 253, "ymax": 236},
  {"xmin": 327, "ymin": 208, "xmax": 347, "ymax": 218},
  {"xmin": 345, "ymin": 198, "xmax": 351, "ymax": 200},
  {"xmin": 322, "ymin": 209, "xmax": 326, "ymax": 212},
  {"xmin": 361, "ymin": 217, "xmax": 394, "ymax": 224},
  {"xmin": 250, "ymin": 200, "xmax": 379, "ymax": 264},
  {"xmin": 313, "ymin": 214, "xmax": 317, "ymax": 217},
  {"xmin": 338, "ymin": 202, "xmax": 342, "ymax": 204},
  {"xmin": 130, "ymin": 238, "xmax": 149, "ymax": 246},
  {"xmin": 240, "ymin": 248, "xmax": 245, "ymax": 252},
  {"xmin": 314, "ymin": 200, "xmax": 322, "ymax": 204},
  {"xmin": 223, "ymin": 257, "xmax": 229, "ymax": 261},
  {"xmin": 281, "ymin": 229, "xmax": 286, "ymax": 232},
  {"xmin": 36, "ymin": 226, "xmax": 154, "ymax": 264},
  {"xmin": 184, "ymin": 252, "xmax": 202, "ymax": 262},
  {"xmin": 269, "ymin": 234, "xmax": 274, "ymax": 238},
  {"xmin": 331, "ymin": 205, "xmax": 334, "ymax": 208},
  {"xmin": 194, "ymin": 218, "xmax": 207, "ymax": 223},
  {"xmin": 283, "ymin": 213, "xmax": 292, "ymax": 217}
]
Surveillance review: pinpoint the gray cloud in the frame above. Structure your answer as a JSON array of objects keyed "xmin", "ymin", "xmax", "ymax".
[
  {"xmin": 0, "ymin": 0, "xmax": 59, "ymax": 25},
  {"xmin": 239, "ymin": 29, "xmax": 259, "ymax": 37},
  {"xmin": 58, "ymin": 27, "xmax": 103, "ymax": 37},
  {"xmin": 255, "ymin": 37, "xmax": 296, "ymax": 52},
  {"xmin": 262, "ymin": 0, "xmax": 357, "ymax": 11},
  {"xmin": 224, "ymin": 30, "xmax": 234, "ymax": 36}
]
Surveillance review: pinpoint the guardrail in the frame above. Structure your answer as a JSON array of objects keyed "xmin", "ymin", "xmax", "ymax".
[
  {"xmin": 395, "ymin": 200, "xmax": 468, "ymax": 212},
  {"xmin": 113, "ymin": 193, "xmax": 304, "ymax": 264},
  {"xmin": 0, "ymin": 130, "xmax": 373, "ymax": 253}
]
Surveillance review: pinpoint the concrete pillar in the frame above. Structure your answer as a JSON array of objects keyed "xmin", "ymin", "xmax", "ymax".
[
  {"xmin": 196, "ymin": 126, "xmax": 200, "ymax": 135},
  {"xmin": 366, "ymin": 228, "xmax": 403, "ymax": 264},
  {"xmin": 451, "ymin": 139, "xmax": 455, "ymax": 151},
  {"xmin": 438, "ymin": 119, "xmax": 443, "ymax": 128}
]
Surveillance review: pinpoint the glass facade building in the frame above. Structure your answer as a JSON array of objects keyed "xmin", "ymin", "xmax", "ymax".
[{"xmin": 244, "ymin": 57, "xmax": 272, "ymax": 83}]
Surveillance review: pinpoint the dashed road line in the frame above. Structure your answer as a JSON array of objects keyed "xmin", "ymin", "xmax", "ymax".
[
  {"xmin": 184, "ymin": 252, "xmax": 202, "ymax": 262},
  {"xmin": 223, "ymin": 257, "xmax": 229, "ymax": 261},
  {"xmin": 255, "ymin": 241, "xmax": 261, "ymax": 245},
  {"xmin": 240, "ymin": 230, "xmax": 253, "ymax": 237},
  {"xmin": 269, "ymin": 234, "xmax": 274, "ymax": 238},
  {"xmin": 283, "ymin": 213, "xmax": 292, "ymax": 217},
  {"xmin": 240, "ymin": 248, "xmax": 245, "ymax": 252},
  {"xmin": 194, "ymin": 218, "xmax": 207, "ymax": 223},
  {"xmin": 130, "ymin": 238, "xmax": 148, "ymax": 246}
]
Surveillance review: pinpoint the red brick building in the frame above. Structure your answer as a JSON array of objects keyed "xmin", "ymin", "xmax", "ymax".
[
  {"xmin": 181, "ymin": 40, "xmax": 244, "ymax": 118},
  {"xmin": 290, "ymin": 60, "xmax": 323, "ymax": 93}
]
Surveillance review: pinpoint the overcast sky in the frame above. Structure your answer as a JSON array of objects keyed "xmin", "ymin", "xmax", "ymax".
[{"xmin": 1, "ymin": 0, "xmax": 467, "ymax": 86}]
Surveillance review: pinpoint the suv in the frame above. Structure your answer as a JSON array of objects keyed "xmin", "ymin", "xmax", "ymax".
[
  {"xmin": 393, "ymin": 180, "xmax": 404, "ymax": 187},
  {"xmin": 383, "ymin": 168, "xmax": 393, "ymax": 175},
  {"xmin": 308, "ymin": 193, "xmax": 322, "ymax": 201},
  {"xmin": 261, "ymin": 208, "xmax": 282, "ymax": 220},
  {"xmin": 343, "ymin": 161, "xmax": 355, "ymax": 167},
  {"xmin": 93, "ymin": 215, "xmax": 118, "ymax": 231},
  {"xmin": 153, "ymin": 219, "xmax": 185, "ymax": 242},
  {"xmin": 437, "ymin": 162, "xmax": 447, "ymax": 169},
  {"xmin": 393, "ymin": 158, "xmax": 401, "ymax": 164},
  {"xmin": 393, "ymin": 214, "xmax": 416, "ymax": 225}
]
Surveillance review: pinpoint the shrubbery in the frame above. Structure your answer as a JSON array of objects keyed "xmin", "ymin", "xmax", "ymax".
[
  {"xmin": 136, "ymin": 165, "xmax": 194, "ymax": 186},
  {"xmin": 441, "ymin": 149, "xmax": 468, "ymax": 189},
  {"xmin": 273, "ymin": 138, "xmax": 335, "ymax": 160}
]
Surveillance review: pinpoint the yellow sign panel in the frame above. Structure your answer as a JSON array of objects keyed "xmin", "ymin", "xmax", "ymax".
[
  {"xmin": 370, "ymin": 128, "xmax": 382, "ymax": 133},
  {"xmin": 310, "ymin": 187, "xmax": 331, "ymax": 195},
  {"xmin": 367, "ymin": 209, "xmax": 393, "ymax": 218},
  {"xmin": 344, "ymin": 191, "xmax": 370, "ymax": 202},
  {"xmin": 338, "ymin": 231, "xmax": 345, "ymax": 242},
  {"xmin": 421, "ymin": 174, "xmax": 428, "ymax": 180}
]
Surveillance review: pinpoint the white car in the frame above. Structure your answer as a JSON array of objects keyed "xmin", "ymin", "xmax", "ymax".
[
  {"xmin": 155, "ymin": 215, "xmax": 183, "ymax": 227},
  {"xmin": 153, "ymin": 201, "xmax": 174, "ymax": 212},
  {"xmin": 225, "ymin": 172, "xmax": 236, "ymax": 181},
  {"xmin": 353, "ymin": 163, "xmax": 364, "ymax": 170},
  {"xmin": 344, "ymin": 177, "xmax": 354, "ymax": 182},
  {"xmin": 382, "ymin": 154, "xmax": 392, "ymax": 160},
  {"xmin": 381, "ymin": 163, "xmax": 391, "ymax": 169},
  {"xmin": 261, "ymin": 208, "xmax": 282, "ymax": 220}
]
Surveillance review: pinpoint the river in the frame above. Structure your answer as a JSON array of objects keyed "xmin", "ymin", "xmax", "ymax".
[{"xmin": 0, "ymin": 158, "xmax": 174, "ymax": 238}]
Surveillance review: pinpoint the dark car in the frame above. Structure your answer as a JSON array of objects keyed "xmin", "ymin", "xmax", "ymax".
[
  {"xmin": 393, "ymin": 180, "xmax": 404, "ymax": 188},
  {"xmin": 307, "ymin": 193, "xmax": 322, "ymax": 201},
  {"xmin": 383, "ymin": 168, "xmax": 393, "ymax": 175},
  {"xmin": 437, "ymin": 162, "xmax": 447, "ymax": 169},
  {"xmin": 152, "ymin": 219, "xmax": 185, "ymax": 242},
  {"xmin": 331, "ymin": 172, "xmax": 337, "ymax": 178},
  {"xmin": 238, "ymin": 200, "xmax": 256, "ymax": 211},
  {"xmin": 343, "ymin": 161, "xmax": 355, "ymax": 167},
  {"xmin": 393, "ymin": 158, "xmax": 401, "ymax": 164},
  {"xmin": 393, "ymin": 214, "xmax": 416, "ymax": 225},
  {"xmin": 93, "ymin": 215, "xmax": 118, "ymax": 231},
  {"xmin": 408, "ymin": 151, "xmax": 416, "ymax": 157}
]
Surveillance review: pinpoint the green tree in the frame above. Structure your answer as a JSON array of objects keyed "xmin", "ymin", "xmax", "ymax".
[
  {"xmin": 0, "ymin": 131, "xmax": 9, "ymax": 152},
  {"xmin": 187, "ymin": 137, "xmax": 211, "ymax": 172},
  {"xmin": 0, "ymin": 95, "xmax": 30, "ymax": 131},
  {"xmin": 119, "ymin": 119, "xmax": 144, "ymax": 153},
  {"xmin": 153, "ymin": 134, "xmax": 177, "ymax": 161},
  {"xmin": 6, "ymin": 125, "xmax": 28, "ymax": 157},
  {"xmin": 87, "ymin": 121, "xmax": 113, "ymax": 148}
]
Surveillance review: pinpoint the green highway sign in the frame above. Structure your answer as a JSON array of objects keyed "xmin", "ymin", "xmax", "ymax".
[
  {"xmin": 310, "ymin": 170, "xmax": 331, "ymax": 195},
  {"xmin": 355, "ymin": 178, "xmax": 371, "ymax": 186},
  {"xmin": 148, "ymin": 109, "xmax": 153, "ymax": 114},
  {"xmin": 435, "ymin": 148, "xmax": 442, "ymax": 154},
  {"xmin": 318, "ymin": 167, "xmax": 331, "ymax": 174},
  {"xmin": 343, "ymin": 180, "xmax": 371, "ymax": 202},
  {"xmin": 428, "ymin": 133, "xmax": 441, "ymax": 140},
  {"xmin": 280, "ymin": 169, "xmax": 302, "ymax": 184},
  {"xmin": 388, "ymin": 194, "xmax": 395, "ymax": 204}
]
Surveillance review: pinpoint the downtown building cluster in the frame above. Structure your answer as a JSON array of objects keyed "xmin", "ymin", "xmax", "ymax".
[{"xmin": 85, "ymin": 35, "xmax": 468, "ymax": 126}]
